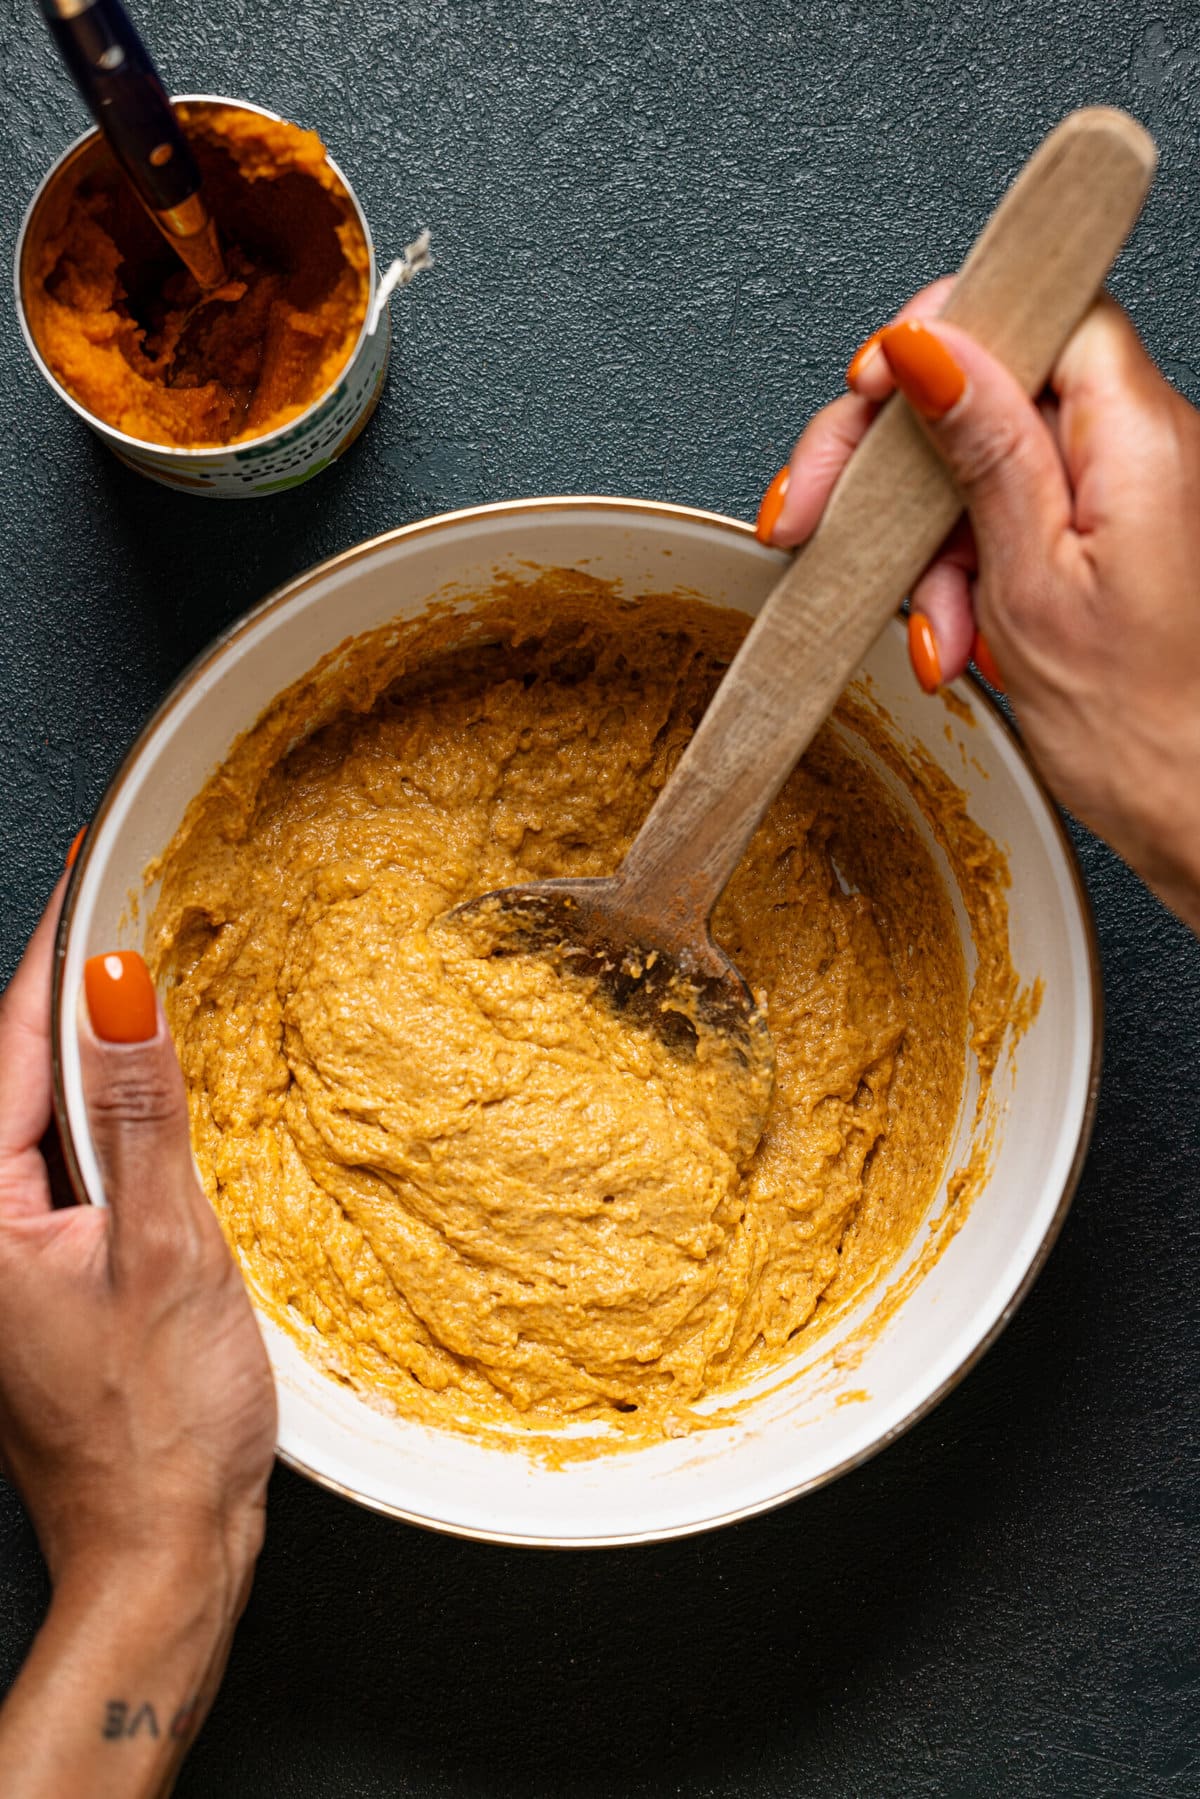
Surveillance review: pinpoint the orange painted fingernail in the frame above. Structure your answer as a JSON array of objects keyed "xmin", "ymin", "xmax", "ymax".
[
  {"xmin": 83, "ymin": 952, "xmax": 158, "ymax": 1045},
  {"xmin": 66, "ymin": 827, "xmax": 86, "ymax": 871},
  {"xmin": 908, "ymin": 611, "xmax": 942, "ymax": 694},
  {"xmin": 972, "ymin": 631, "xmax": 1005, "ymax": 692},
  {"xmin": 880, "ymin": 321, "xmax": 965, "ymax": 419},
  {"xmin": 755, "ymin": 466, "xmax": 790, "ymax": 544},
  {"xmin": 846, "ymin": 328, "xmax": 884, "ymax": 388}
]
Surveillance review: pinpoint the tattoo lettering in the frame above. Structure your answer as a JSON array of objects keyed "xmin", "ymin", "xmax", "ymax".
[
  {"xmin": 170, "ymin": 1696, "xmax": 202, "ymax": 1740},
  {"xmin": 102, "ymin": 1695, "xmax": 200, "ymax": 1741}
]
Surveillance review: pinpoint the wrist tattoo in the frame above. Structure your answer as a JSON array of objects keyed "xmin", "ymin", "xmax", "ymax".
[{"xmin": 102, "ymin": 1694, "xmax": 202, "ymax": 1742}]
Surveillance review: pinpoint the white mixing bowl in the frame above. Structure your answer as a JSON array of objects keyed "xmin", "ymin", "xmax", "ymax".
[{"xmin": 53, "ymin": 498, "xmax": 1100, "ymax": 1546}]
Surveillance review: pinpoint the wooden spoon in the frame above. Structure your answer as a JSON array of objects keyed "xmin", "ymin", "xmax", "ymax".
[{"xmin": 451, "ymin": 107, "xmax": 1156, "ymax": 1144}]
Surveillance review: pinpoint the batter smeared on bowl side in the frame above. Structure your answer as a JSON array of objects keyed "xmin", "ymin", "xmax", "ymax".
[{"xmin": 149, "ymin": 575, "xmax": 988, "ymax": 1448}]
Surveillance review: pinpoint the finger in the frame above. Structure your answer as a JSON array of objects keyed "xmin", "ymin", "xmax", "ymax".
[
  {"xmin": 971, "ymin": 631, "xmax": 1005, "ymax": 690},
  {"xmin": 933, "ymin": 516, "xmax": 1006, "ymax": 691},
  {"xmin": 78, "ymin": 952, "xmax": 211, "ymax": 1272},
  {"xmin": 756, "ymin": 393, "xmax": 876, "ymax": 547},
  {"xmin": 908, "ymin": 520, "xmax": 978, "ymax": 688},
  {"xmin": 846, "ymin": 276, "xmax": 957, "ymax": 400},
  {"xmin": 756, "ymin": 278, "xmax": 963, "ymax": 547},
  {"xmin": 909, "ymin": 556, "xmax": 978, "ymax": 689},
  {"xmin": 1036, "ymin": 391, "xmax": 1061, "ymax": 442},
  {"xmin": 0, "ymin": 878, "xmax": 67, "ymax": 1173},
  {"xmin": 879, "ymin": 318, "xmax": 1072, "ymax": 589},
  {"xmin": 1051, "ymin": 294, "xmax": 1170, "ymax": 533}
]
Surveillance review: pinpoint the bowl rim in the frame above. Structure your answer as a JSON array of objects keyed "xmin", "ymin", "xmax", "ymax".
[{"xmin": 52, "ymin": 495, "xmax": 1105, "ymax": 1548}]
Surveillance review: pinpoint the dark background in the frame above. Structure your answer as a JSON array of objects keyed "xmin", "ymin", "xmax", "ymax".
[{"xmin": 2, "ymin": 1, "xmax": 1199, "ymax": 1793}]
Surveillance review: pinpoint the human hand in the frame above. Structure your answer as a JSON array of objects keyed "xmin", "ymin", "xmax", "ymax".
[
  {"xmin": 756, "ymin": 285, "xmax": 1200, "ymax": 933},
  {"xmin": 0, "ymin": 878, "xmax": 276, "ymax": 1797}
]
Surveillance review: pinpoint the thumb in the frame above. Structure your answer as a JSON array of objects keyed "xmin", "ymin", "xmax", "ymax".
[
  {"xmin": 879, "ymin": 317, "xmax": 1072, "ymax": 577},
  {"xmin": 79, "ymin": 951, "xmax": 209, "ymax": 1268}
]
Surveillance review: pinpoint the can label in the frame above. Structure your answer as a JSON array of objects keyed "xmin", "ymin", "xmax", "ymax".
[{"xmin": 106, "ymin": 314, "xmax": 391, "ymax": 498}]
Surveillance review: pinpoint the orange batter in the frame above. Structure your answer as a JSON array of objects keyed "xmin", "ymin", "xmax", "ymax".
[{"xmin": 148, "ymin": 577, "xmax": 1004, "ymax": 1450}]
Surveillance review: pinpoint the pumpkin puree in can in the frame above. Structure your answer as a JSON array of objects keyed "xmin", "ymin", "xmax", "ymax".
[{"xmin": 24, "ymin": 104, "xmax": 369, "ymax": 448}]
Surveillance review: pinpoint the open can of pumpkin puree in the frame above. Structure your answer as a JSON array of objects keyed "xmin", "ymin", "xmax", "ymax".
[{"xmin": 14, "ymin": 95, "xmax": 426, "ymax": 497}]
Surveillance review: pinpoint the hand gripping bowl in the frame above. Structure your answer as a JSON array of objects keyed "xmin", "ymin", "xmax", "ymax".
[{"xmin": 53, "ymin": 499, "xmax": 1101, "ymax": 1547}]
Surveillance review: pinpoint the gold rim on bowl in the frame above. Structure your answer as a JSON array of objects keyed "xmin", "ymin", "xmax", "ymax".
[{"xmin": 51, "ymin": 496, "xmax": 1105, "ymax": 1547}]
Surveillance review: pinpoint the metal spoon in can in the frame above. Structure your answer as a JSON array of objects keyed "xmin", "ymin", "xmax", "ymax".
[{"xmin": 40, "ymin": 0, "xmax": 227, "ymax": 292}]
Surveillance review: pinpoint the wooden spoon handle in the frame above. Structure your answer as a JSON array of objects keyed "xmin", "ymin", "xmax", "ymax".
[{"xmin": 618, "ymin": 106, "xmax": 1157, "ymax": 932}]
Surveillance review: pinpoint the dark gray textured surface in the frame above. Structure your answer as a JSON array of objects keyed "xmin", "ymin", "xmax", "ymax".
[{"xmin": 2, "ymin": 2, "xmax": 1199, "ymax": 1793}]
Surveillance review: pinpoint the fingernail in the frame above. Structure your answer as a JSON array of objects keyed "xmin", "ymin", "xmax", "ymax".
[
  {"xmin": 755, "ymin": 466, "xmax": 790, "ymax": 544},
  {"xmin": 66, "ymin": 826, "xmax": 86, "ymax": 871},
  {"xmin": 880, "ymin": 321, "xmax": 965, "ymax": 420},
  {"xmin": 908, "ymin": 612, "xmax": 942, "ymax": 694},
  {"xmin": 972, "ymin": 631, "xmax": 1005, "ymax": 692},
  {"xmin": 83, "ymin": 952, "xmax": 158, "ymax": 1045},
  {"xmin": 846, "ymin": 328, "xmax": 884, "ymax": 388}
]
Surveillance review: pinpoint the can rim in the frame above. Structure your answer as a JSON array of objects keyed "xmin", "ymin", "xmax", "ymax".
[{"xmin": 12, "ymin": 94, "xmax": 380, "ymax": 460}]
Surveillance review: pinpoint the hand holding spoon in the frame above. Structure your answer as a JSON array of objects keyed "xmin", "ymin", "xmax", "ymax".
[{"xmin": 451, "ymin": 109, "xmax": 1157, "ymax": 1153}]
